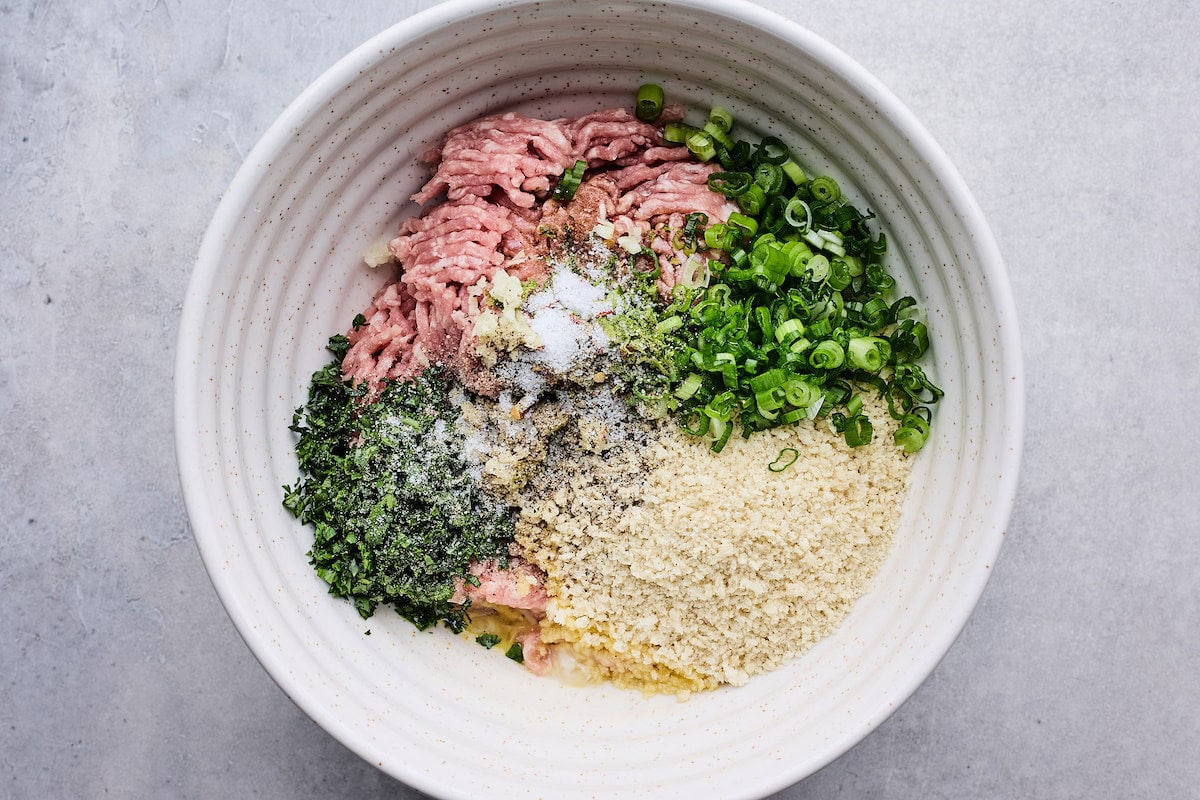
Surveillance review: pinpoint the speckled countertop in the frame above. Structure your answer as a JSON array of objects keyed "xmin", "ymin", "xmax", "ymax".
[{"xmin": 2, "ymin": 1, "xmax": 1198, "ymax": 797}]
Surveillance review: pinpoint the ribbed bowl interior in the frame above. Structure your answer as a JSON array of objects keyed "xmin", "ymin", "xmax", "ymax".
[{"xmin": 175, "ymin": 1, "xmax": 1022, "ymax": 798}]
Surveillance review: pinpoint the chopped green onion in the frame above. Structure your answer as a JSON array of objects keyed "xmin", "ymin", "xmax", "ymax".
[
  {"xmin": 687, "ymin": 131, "xmax": 717, "ymax": 161},
  {"xmin": 703, "ymin": 120, "xmax": 734, "ymax": 148},
  {"xmin": 809, "ymin": 340, "xmax": 845, "ymax": 370},
  {"xmin": 784, "ymin": 379, "xmax": 821, "ymax": 409},
  {"xmin": 656, "ymin": 315, "xmax": 684, "ymax": 334},
  {"xmin": 849, "ymin": 340, "xmax": 888, "ymax": 374},
  {"xmin": 753, "ymin": 163, "xmax": 785, "ymax": 195},
  {"xmin": 894, "ymin": 411, "xmax": 931, "ymax": 453},
  {"xmin": 828, "ymin": 258, "xmax": 852, "ymax": 290},
  {"xmin": 682, "ymin": 212, "xmax": 708, "ymax": 248},
  {"xmin": 690, "ymin": 299, "xmax": 721, "ymax": 324},
  {"xmin": 846, "ymin": 393, "xmax": 863, "ymax": 418},
  {"xmin": 712, "ymin": 354, "xmax": 738, "ymax": 388},
  {"xmin": 707, "ymin": 283, "xmax": 731, "ymax": 305},
  {"xmin": 807, "ymin": 254, "xmax": 830, "ymax": 282},
  {"xmin": 704, "ymin": 390, "xmax": 736, "ymax": 419},
  {"xmin": 774, "ymin": 318, "xmax": 804, "ymax": 346},
  {"xmin": 859, "ymin": 298, "xmax": 889, "ymax": 328},
  {"xmin": 889, "ymin": 295, "xmax": 919, "ymax": 322},
  {"xmin": 806, "ymin": 318, "xmax": 832, "ymax": 339},
  {"xmin": 674, "ymin": 373, "xmax": 703, "ymax": 400},
  {"xmin": 707, "ymin": 106, "xmax": 734, "ymax": 133},
  {"xmin": 747, "ymin": 368, "xmax": 787, "ymax": 394},
  {"xmin": 664, "ymin": 121, "xmax": 699, "ymax": 144},
  {"xmin": 716, "ymin": 139, "xmax": 751, "ymax": 170},
  {"xmin": 710, "ymin": 417, "xmax": 733, "ymax": 452},
  {"xmin": 550, "ymin": 159, "xmax": 587, "ymax": 202},
  {"xmin": 754, "ymin": 305, "xmax": 773, "ymax": 340},
  {"xmin": 784, "ymin": 197, "xmax": 811, "ymax": 231},
  {"xmin": 768, "ymin": 447, "xmax": 800, "ymax": 472},
  {"xmin": 809, "ymin": 176, "xmax": 841, "ymax": 204},
  {"xmin": 865, "ymin": 261, "xmax": 896, "ymax": 293},
  {"xmin": 707, "ymin": 171, "xmax": 752, "ymax": 197},
  {"xmin": 737, "ymin": 184, "xmax": 766, "ymax": 215},
  {"xmin": 635, "ymin": 83, "xmax": 665, "ymax": 122},
  {"xmin": 679, "ymin": 411, "xmax": 710, "ymax": 437},
  {"xmin": 643, "ymin": 102, "xmax": 942, "ymax": 455},
  {"xmin": 727, "ymin": 212, "xmax": 758, "ymax": 239},
  {"xmin": 780, "ymin": 158, "xmax": 807, "ymax": 184},
  {"xmin": 802, "ymin": 229, "xmax": 825, "ymax": 249},
  {"xmin": 703, "ymin": 223, "xmax": 736, "ymax": 252},
  {"xmin": 817, "ymin": 229, "xmax": 842, "ymax": 245},
  {"xmin": 757, "ymin": 136, "xmax": 790, "ymax": 165},
  {"xmin": 890, "ymin": 319, "xmax": 930, "ymax": 362},
  {"xmin": 755, "ymin": 387, "xmax": 786, "ymax": 412},
  {"xmin": 893, "ymin": 363, "xmax": 944, "ymax": 403},
  {"xmin": 841, "ymin": 414, "xmax": 873, "ymax": 447}
]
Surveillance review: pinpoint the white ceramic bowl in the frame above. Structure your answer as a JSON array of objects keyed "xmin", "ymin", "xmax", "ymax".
[{"xmin": 175, "ymin": 1, "xmax": 1022, "ymax": 797}]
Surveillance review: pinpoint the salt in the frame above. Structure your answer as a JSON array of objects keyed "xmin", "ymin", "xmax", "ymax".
[
  {"xmin": 529, "ymin": 307, "xmax": 588, "ymax": 372},
  {"xmin": 524, "ymin": 262, "xmax": 612, "ymax": 375},
  {"xmin": 548, "ymin": 268, "xmax": 610, "ymax": 317}
]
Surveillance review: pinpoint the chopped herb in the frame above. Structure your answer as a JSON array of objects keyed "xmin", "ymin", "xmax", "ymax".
[
  {"xmin": 476, "ymin": 633, "xmax": 502, "ymax": 649},
  {"xmin": 504, "ymin": 642, "xmax": 524, "ymax": 663},
  {"xmin": 283, "ymin": 345, "xmax": 514, "ymax": 632}
]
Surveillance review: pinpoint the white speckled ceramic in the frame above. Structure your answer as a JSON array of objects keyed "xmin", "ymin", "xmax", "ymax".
[{"xmin": 175, "ymin": 0, "xmax": 1022, "ymax": 797}]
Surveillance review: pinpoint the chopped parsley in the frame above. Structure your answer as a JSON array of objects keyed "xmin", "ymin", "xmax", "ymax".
[
  {"xmin": 504, "ymin": 642, "xmax": 524, "ymax": 663},
  {"xmin": 475, "ymin": 633, "xmax": 501, "ymax": 649},
  {"xmin": 283, "ymin": 337, "xmax": 514, "ymax": 632}
]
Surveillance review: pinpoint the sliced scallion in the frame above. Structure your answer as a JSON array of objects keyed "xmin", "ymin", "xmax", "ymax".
[
  {"xmin": 809, "ymin": 176, "xmax": 841, "ymax": 204},
  {"xmin": 686, "ymin": 131, "xmax": 717, "ymax": 162},
  {"xmin": 674, "ymin": 373, "xmax": 703, "ymax": 400},
  {"xmin": 707, "ymin": 106, "xmax": 734, "ymax": 134},
  {"xmin": 664, "ymin": 121, "xmax": 699, "ymax": 144},
  {"xmin": 768, "ymin": 447, "xmax": 800, "ymax": 472},
  {"xmin": 630, "ymin": 94, "xmax": 942, "ymax": 453},
  {"xmin": 635, "ymin": 83, "xmax": 665, "ymax": 122},
  {"xmin": 550, "ymin": 159, "xmax": 587, "ymax": 202},
  {"xmin": 809, "ymin": 340, "xmax": 845, "ymax": 370},
  {"xmin": 844, "ymin": 340, "xmax": 892, "ymax": 374},
  {"xmin": 894, "ymin": 411, "xmax": 931, "ymax": 453}
]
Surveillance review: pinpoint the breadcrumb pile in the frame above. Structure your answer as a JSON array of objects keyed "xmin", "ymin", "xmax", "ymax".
[{"xmin": 514, "ymin": 398, "xmax": 911, "ymax": 695}]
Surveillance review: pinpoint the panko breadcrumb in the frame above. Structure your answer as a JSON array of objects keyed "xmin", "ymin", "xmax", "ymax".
[{"xmin": 514, "ymin": 398, "xmax": 910, "ymax": 695}]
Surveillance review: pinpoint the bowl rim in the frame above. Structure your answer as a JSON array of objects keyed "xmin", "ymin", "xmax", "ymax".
[{"xmin": 174, "ymin": 0, "xmax": 1024, "ymax": 795}]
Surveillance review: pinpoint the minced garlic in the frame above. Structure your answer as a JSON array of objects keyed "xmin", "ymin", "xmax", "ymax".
[{"xmin": 472, "ymin": 269, "xmax": 543, "ymax": 366}]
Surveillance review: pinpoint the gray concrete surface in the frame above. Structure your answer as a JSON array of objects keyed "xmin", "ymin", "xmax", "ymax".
[{"xmin": 2, "ymin": 0, "xmax": 1198, "ymax": 797}]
